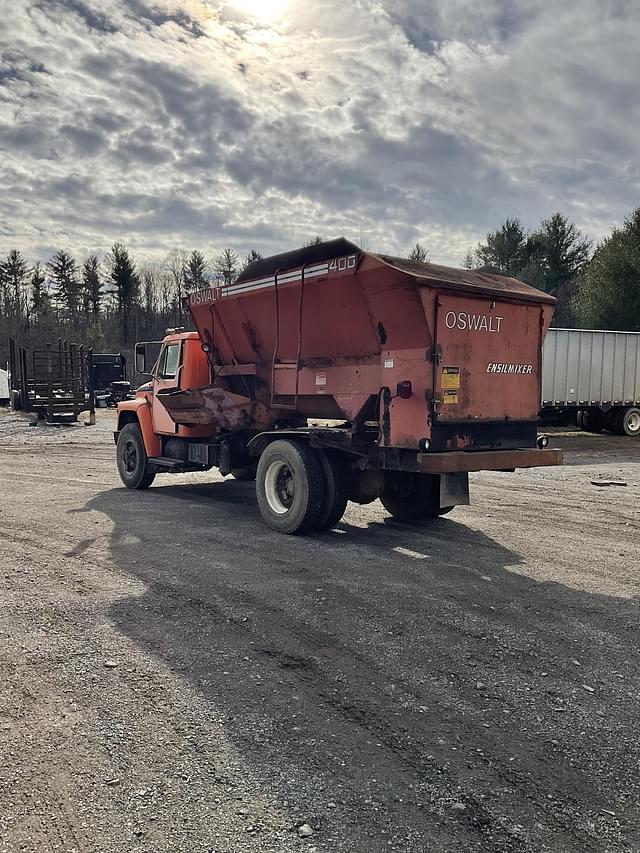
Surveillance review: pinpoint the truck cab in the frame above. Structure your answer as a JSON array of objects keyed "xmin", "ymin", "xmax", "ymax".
[{"xmin": 114, "ymin": 331, "xmax": 218, "ymax": 483}]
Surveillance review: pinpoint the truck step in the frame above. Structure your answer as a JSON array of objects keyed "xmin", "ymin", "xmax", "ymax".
[{"xmin": 148, "ymin": 456, "xmax": 192, "ymax": 472}]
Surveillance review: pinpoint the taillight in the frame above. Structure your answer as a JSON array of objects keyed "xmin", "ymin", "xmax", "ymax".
[{"xmin": 396, "ymin": 380, "xmax": 412, "ymax": 399}]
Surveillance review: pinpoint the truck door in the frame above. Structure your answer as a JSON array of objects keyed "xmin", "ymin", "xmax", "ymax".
[
  {"xmin": 152, "ymin": 341, "xmax": 183, "ymax": 435},
  {"xmin": 433, "ymin": 292, "xmax": 544, "ymax": 423}
]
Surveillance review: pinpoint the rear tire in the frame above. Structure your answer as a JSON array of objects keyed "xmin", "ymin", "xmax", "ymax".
[
  {"xmin": 256, "ymin": 440, "xmax": 325, "ymax": 534},
  {"xmin": 618, "ymin": 407, "xmax": 640, "ymax": 437},
  {"xmin": 117, "ymin": 423, "xmax": 156, "ymax": 490},
  {"xmin": 316, "ymin": 451, "xmax": 349, "ymax": 531},
  {"xmin": 381, "ymin": 473, "xmax": 447, "ymax": 521}
]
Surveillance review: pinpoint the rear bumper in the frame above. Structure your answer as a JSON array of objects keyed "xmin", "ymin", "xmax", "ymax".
[{"xmin": 417, "ymin": 447, "xmax": 563, "ymax": 474}]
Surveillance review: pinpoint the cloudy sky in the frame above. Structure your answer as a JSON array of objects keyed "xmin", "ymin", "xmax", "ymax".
[{"xmin": 1, "ymin": 0, "xmax": 639, "ymax": 267}]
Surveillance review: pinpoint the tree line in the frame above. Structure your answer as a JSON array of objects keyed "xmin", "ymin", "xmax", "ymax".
[
  {"xmin": 0, "ymin": 245, "xmax": 261, "ymax": 369},
  {"xmin": 2, "ymin": 210, "xmax": 639, "ymax": 373},
  {"xmin": 410, "ymin": 208, "xmax": 640, "ymax": 331}
]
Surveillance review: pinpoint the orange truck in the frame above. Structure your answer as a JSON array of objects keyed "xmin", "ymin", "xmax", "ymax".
[{"xmin": 115, "ymin": 239, "xmax": 561, "ymax": 534}]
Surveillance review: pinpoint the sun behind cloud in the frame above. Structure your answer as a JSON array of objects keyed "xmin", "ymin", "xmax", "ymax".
[{"xmin": 230, "ymin": 0, "xmax": 290, "ymax": 20}]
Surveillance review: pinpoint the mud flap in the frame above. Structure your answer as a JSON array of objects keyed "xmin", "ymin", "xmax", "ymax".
[{"xmin": 440, "ymin": 472, "xmax": 470, "ymax": 508}]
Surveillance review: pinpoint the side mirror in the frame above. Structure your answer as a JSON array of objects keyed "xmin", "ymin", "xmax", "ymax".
[{"xmin": 135, "ymin": 343, "xmax": 148, "ymax": 375}]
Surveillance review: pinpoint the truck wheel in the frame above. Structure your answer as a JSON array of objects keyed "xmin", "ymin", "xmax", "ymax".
[
  {"xmin": 117, "ymin": 423, "xmax": 156, "ymax": 490},
  {"xmin": 256, "ymin": 440, "xmax": 325, "ymax": 534},
  {"xmin": 231, "ymin": 463, "xmax": 258, "ymax": 482},
  {"xmin": 381, "ymin": 473, "xmax": 443, "ymax": 521},
  {"xmin": 604, "ymin": 409, "xmax": 618, "ymax": 433},
  {"xmin": 619, "ymin": 407, "xmax": 640, "ymax": 437},
  {"xmin": 581, "ymin": 408, "xmax": 605, "ymax": 433},
  {"xmin": 316, "ymin": 451, "xmax": 349, "ymax": 531}
]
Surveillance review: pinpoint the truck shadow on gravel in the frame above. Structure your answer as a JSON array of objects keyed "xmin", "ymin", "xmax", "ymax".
[{"xmin": 86, "ymin": 481, "xmax": 640, "ymax": 853}]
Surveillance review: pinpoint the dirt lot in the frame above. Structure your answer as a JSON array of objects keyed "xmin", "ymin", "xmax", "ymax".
[{"xmin": 0, "ymin": 409, "xmax": 639, "ymax": 853}]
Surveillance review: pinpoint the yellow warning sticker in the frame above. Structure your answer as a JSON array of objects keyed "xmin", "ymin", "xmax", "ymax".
[
  {"xmin": 441, "ymin": 366, "xmax": 460, "ymax": 391},
  {"xmin": 443, "ymin": 389, "xmax": 459, "ymax": 405}
]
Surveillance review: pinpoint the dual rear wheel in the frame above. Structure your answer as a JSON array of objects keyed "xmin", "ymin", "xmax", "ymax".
[
  {"xmin": 255, "ymin": 439, "xmax": 450, "ymax": 534},
  {"xmin": 256, "ymin": 440, "xmax": 349, "ymax": 535},
  {"xmin": 578, "ymin": 407, "xmax": 640, "ymax": 437}
]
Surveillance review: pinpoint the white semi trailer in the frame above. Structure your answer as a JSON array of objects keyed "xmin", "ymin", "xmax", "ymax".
[{"xmin": 542, "ymin": 328, "xmax": 640, "ymax": 436}]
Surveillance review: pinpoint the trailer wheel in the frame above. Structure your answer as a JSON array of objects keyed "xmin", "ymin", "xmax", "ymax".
[
  {"xmin": 618, "ymin": 407, "xmax": 640, "ymax": 437},
  {"xmin": 316, "ymin": 451, "xmax": 350, "ymax": 531},
  {"xmin": 231, "ymin": 463, "xmax": 258, "ymax": 482},
  {"xmin": 256, "ymin": 440, "xmax": 325, "ymax": 534},
  {"xmin": 604, "ymin": 409, "xmax": 619, "ymax": 433},
  {"xmin": 117, "ymin": 423, "xmax": 156, "ymax": 490},
  {"xmin": 581, "ymin": 408, "xmax": 605, "ymax": 433},
  {"xmin": 381, "ymin": 473, "xmax": 445, "ymax": 521}
]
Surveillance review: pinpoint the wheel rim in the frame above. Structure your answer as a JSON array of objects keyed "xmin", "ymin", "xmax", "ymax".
[
  {"xmin": 626, "ymin": 411, "xmax": 640, "ymax": 434},
  {"xmin": 123, "ymin": 439, "xmax": 138, "ymax": 474},
  {"xmin": 264, "ymin": 460, "xmax": 295, "ymax": 515}
]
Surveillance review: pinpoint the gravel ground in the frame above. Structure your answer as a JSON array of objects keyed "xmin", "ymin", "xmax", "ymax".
[{"xmin": 0, "ymin": 408, "xmax": 639, "ymax": 853}]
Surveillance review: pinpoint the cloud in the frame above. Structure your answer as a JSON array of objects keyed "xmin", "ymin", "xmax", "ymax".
[{"xmin": 0, "ymin": 0, "xmax": 639, "ymax": 267}]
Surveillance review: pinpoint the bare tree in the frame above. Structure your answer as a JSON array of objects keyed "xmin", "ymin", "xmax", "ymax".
[
  {"xmin": 165, "ymin": 249, "xmax": 189, "ymax": 323},
  {"xmin": 462, "ymin": 250, "xmax": 476, "ymax": 270}
]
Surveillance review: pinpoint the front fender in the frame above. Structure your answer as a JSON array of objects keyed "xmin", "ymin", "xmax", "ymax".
[{"xmin": 116, "ymin": 398, "xmax": 162, "ymax": 457}]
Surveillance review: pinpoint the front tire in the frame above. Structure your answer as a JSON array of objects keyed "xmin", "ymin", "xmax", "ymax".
[
  {"xmin": 381, "ymin": 473, "xmax": 449, "ymax": 521},
  {"xmin": 256, "ymin": 440, "xmax": 325, "ymax": 534},
  {"xmin": 117, "ymin": 423, "xmax": 156, "ymax": 490}
]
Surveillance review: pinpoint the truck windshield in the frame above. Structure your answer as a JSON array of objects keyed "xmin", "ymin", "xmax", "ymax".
[{"xmin": 158, "ymin": 343, "xmax": 181, "ymax": 380}]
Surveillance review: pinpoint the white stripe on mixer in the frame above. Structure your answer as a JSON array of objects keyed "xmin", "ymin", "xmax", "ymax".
[{"xmin": 223, "ymin": 263, "xmax": 330, "ymax": 297}]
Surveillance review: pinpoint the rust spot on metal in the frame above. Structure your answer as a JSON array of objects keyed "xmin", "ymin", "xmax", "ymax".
[{"xmin": 157, "ymin": 385, "xmax": 273, "ymax": 431}]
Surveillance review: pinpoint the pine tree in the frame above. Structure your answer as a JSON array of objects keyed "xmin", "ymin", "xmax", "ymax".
[
  {"xmin": 533, "ymin": 213, "xmax": 592, "ymax": 296},
  {"xmin": 30, "ymin": 262, "xmax": 50, "ymax": 321},
  {"xmin": 408, "ymin": 243, "xmax": 429, "ymax": 263},
  {"xmin": 214, "ymin": 248, "xmax": 239, "ymax": 287},
  {"xmin": 476, "ymin": 219, "xmax": 527, "ymax": 275},
  {"xmin": 47, "ymin": 250, "xmax": 80, "ymax": 320},
  {"xmin": 242, "ymin": 249, "xmax": 263, "ymax": 273},
  {"xmin": 574, "ymin": 209, "xmax": 640, "ymax": 331},
  {"xmin": 82, "ymin": 255, "xmax": 102, "ymax": 320},
  {"xmin": 109, "ymin": 243, "xmax": 140, "ymax": 342},
  {"xmin": 183, "ymin": 250, "xmax": 208, "ymax": 291},
  {"xmin": 2, "ymin": 249, "xmax": 29, "ymax": 318}
]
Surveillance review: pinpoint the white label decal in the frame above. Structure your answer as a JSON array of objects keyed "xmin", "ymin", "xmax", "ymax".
[
  {"xmin": 384, "ymin": 358, "xmax": 394, "ymax": 369},
  {"xmin": 316, "ymin": 373, "xmax": 327, "ymax": 386},
  {"xmin": 487, "ymin": 363, "xmax": 533, "ymax": 374},
  {"xmin": 445, "ymin": 311, "xmax": 504, "ymax": 333}
]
